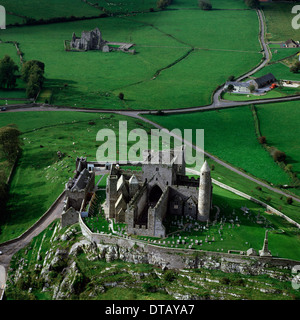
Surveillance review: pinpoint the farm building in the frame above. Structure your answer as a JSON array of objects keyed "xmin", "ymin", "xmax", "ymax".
[
  {"xmin": 285, "ymin": 39, "xmax": 299, "ymax": 48},
  {"xmin": 224, "ymin": 81, "xmax": 252, "ymax": 94},
  {"xmin": 253, "ymin": 73, "xmax": 277, "ymax": 89}
]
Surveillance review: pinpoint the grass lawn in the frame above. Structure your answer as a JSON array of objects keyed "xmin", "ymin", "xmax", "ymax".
[
  {"xmin": 262, "ymin": 2, "xmax": 300, "ymax": 41},
  {"xmin": 0, "ymin": 5, "xmax": 261, "ymax": 110}
]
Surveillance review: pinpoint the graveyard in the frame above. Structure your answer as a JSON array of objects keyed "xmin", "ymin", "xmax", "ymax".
[{"xmin": 82, "ymin": 184, "xmax": 300, "ymax": 261}]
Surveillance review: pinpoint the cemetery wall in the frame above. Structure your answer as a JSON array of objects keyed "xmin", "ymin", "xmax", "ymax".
[{"xmin": 78, "ymin": 214, "xmax": 300, "ymax": 274}]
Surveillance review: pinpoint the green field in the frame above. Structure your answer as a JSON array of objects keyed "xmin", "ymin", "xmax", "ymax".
[
  {"xmin": 0, "ymin": 1, "xmax": 261, "ymax": 110},
  {"xmin": 262, "ymin": 2, "xmax": 300, "ymax": 41},
  {"xmin": 145, "ymin": 107, "xmax": 292, "ymax": 186},
  {"xmin": 0, "ymin": 111, "xmax": 154, "ymax": 243},
  {"xmin": 269, "ymin": 47, "xmax": 300, "ymax": 63},
  {"xmin": 0, "ymin": 0, "xmax": 103, "ymax": 20},
  {"xmin": 252, "ymin": 61, "xmax": 300, "ymax": 82},
  {"xmin": 256, "ymin": 100, "xmax": 300, "ymax": 180}
]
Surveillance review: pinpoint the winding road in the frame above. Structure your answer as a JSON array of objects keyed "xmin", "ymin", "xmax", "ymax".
[{"xmin": 1, "ymin": 9, "xmax": 300, "ymax": 299}]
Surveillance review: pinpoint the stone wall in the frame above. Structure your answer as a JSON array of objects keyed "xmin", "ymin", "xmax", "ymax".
[{"xmin": 78, "ymin": 214, "xmax": 300, "ymax": 273}]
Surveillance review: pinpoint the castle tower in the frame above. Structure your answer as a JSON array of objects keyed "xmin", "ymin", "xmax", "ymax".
[
  {"xmin": 197, "ymin": 161, "xmax": 212, "ymax": 221},
  {"xmin": 259, "ymin": 230, "xmax": 272, "ymax": 257}
]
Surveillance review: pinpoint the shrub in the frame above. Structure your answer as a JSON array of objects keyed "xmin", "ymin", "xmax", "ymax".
[
  {"xmin": 258, "ymin": 136, "xmax": 266, "ymax": 144},
  {"xmin": 163, "ymin": 270, "xmax": 177, "ymax": 282},
  {"xmin": 244, "ymin": 0, "xmax": 260, "ymax": 8},
  {"xmin": 118, "ymin": 92, "xmax": 124, "ymax": 100},
  {"xmin": 198, "ymin": 0, "xmax": 212, "ymax": 10},
  {"xmin": 273, "ymin": 150, "xmax": 286, "ymax": 162},
  {"xmin": 286, "ymin": 197, "xmax": 293, "ymax": 205},
  {"xmin": 220, "ymin": 277, "xmax": 230, "ymax": 285}
]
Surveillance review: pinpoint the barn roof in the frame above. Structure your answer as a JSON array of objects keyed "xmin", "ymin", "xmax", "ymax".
[{"xmin": 254, "ymin": 73, "xmax": 276, "ymax": 88}]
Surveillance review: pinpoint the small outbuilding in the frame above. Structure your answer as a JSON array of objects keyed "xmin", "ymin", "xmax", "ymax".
[{"xmin": 285, "ymin": 39, "xmax": 299, "ymax": 48}]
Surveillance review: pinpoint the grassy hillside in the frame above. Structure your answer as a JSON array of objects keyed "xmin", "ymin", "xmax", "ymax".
[
  {"xmin": 0, "ymin": 111, "xmax": 153, "ymax": 242},
  {"xmin": 6, "ymin": 220, "xmax": 300, "ymax": 300}
]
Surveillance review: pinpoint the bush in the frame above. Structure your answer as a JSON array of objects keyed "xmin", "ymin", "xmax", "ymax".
[
  {"xmin": 142, "ymin": 283, "xmax": 157, "ymax": 292},
  {"xmin": 273, "ymin": 149, "xmax": 286, "ymax": 162},
  {"xmin": 258, "ymin": 136, "xmax": 266, "ymax": 144},
  {"xmin": 163, "ymin": 270, "xmax": 177, "ymax": 282},
  {"xmin": 198, "ymin": 0, "xmax": 212, "ymax": 10},
  {"xmin": 286, "ymin": 197, "xmax": 293, "ymax": 205},
  {"xmin": 220, "ymin": 277, "xmax": 230, "ymax": 285},
  {"xmin": 118, "ymin": 92, "xmax": 124, "ymax": 100},
  {"xmin": 157, "ymin": 0, "xmax": 172, "ymax": 9},
  {"xmin": 244, "ymin": 0, "xmax": 260, "ymax": 8}
]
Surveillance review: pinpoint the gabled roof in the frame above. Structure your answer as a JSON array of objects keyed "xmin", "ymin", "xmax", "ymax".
[
  {"xmin": 225, "ymin": 81, "xmax": 250, "ymax": 88},
  {"xmin": 254, "ymin": 73, "xmax": 276, "ymax": 88},
  {"xmin": 285, "ymin": 39, "xmax": 297, "ymax": 45}
]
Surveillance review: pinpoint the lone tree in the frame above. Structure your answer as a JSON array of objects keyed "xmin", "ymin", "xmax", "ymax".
[
  {"xmin": 157, "ymin": 0, "xmax": 172, "ymax": 10},
  {"xmin": 198, "ymin": 0, "xmax": 212, "ymax": 10},
  {"xmin": 21, "ymin": 60, "xmax": 45, "ymax": 98},
  {"xmin": 0, "ymin": 124, "xmax": 22, "ymax": 163},
  {"xmin": 290, "ymin": 61, "xmax": 300, "ymax": 74},
  {"xmin": 244, "ymin": 0, "xmax": 260, "ymax": 8},
  {"xmin": 272, "ymin": 149, "xmax": 286, "ymax": 163},
  {"xmin": 249, "ymin": 84, "xmax": 256, "ymax": 93},
  {"xmin": 227, "ymin": 84, "xmax": 234, "ymax": 94},
  {"xmin": 290, "ymin": 65, "xmax": 299, "ymax": 74},
  {"xmin": 0, "ymin": 55, "xmax": 19, "ymax": 89}
]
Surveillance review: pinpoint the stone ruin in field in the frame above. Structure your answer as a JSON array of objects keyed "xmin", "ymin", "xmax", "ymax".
[{"xmin": 66, "ymin": 27, "xmax": 135, "ymax": 54}]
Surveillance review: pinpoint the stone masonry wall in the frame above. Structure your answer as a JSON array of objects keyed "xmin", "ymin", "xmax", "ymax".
[{"xmin": 78, "ymin": 214, "xmax": 300, "ymax": 273}]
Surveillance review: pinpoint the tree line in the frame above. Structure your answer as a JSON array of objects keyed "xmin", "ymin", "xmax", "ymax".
[{"xmin": 0, "ymin": 55, "xmax": 45, "ymax": 99}]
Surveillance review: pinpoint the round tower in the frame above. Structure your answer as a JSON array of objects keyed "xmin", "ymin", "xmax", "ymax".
[{"xmin": 197, "ymin": 161, "xmax": 212, "ymax": 221}]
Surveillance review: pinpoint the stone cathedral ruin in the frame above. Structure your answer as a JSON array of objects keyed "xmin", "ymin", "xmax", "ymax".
[{"xmin": 61, "ymin": 147, "xmax": 213, "ymax": 239}]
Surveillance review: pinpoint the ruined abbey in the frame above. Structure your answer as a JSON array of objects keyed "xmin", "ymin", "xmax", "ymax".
[
  {"xmin": 68, "ymin": 27, "xmax": 135, "ymax": 54},
  {"xmin": 105, "ymin": 148, "xmax": 212, "ymax": 238},
  {"xmin": 61, "ymin": 147, "xmax": 213, "ymax": 238}
]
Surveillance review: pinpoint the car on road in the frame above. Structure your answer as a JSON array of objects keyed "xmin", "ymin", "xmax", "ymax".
[
  {"xmin": 1, "ymin": 107, "xmax": 6, "ymax": 111},
  {"xmin": 0, "ymin": 251, "xmax": 2, "ymax": 255}
]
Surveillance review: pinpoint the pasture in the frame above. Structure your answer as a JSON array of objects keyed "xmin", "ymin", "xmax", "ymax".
[
  {"xmin": 0, "ymin": 0, "xmax": 102, "ymax": 20},
  {"xmin": 145, "ymin": 107, "xmax": 292, "ymax": 186},
  {"xmin": 262, "ymin": 3, "xmax": 300, "ymax": 42},
  {"xmin": 256, "ymin": 100, "xmax": 300, "ymax": 181},
  {"xmin": 0, "ymin": 2, "xmax": 261, "ymax": 109}
]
